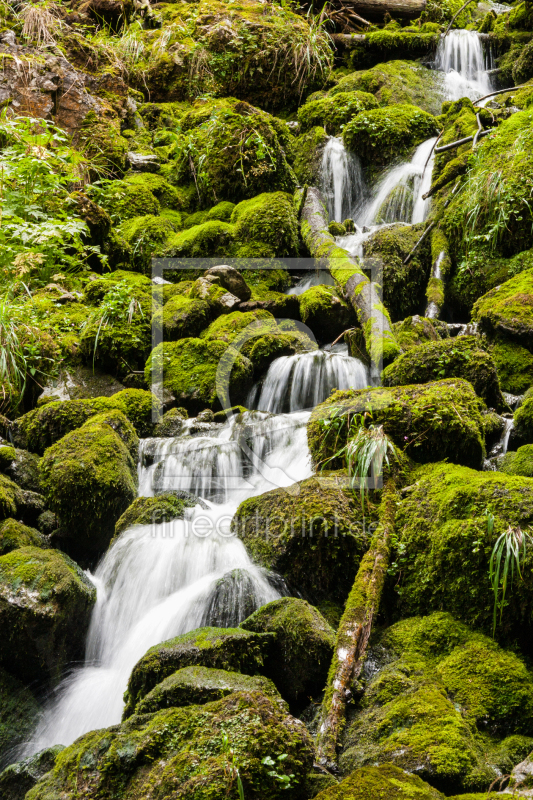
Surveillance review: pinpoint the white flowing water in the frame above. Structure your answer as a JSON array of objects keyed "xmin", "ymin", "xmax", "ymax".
[
  {"xmin": 435, "ymin": 30, "xmax": 493, "ymax": 100},
  {"xmin": 25, "ymin": 346, "xmax": 368, "ymax": 754},
  {"xmin": 287, "ymin": 270, "xmax": 335, "ymax": 296},
  {"xmin": 321, "ymin": 137, "xmax": 367, "ymax": 223},
  {"xmin": 249, "ymin": 344, "xmax": 369, "ymax": 414}
]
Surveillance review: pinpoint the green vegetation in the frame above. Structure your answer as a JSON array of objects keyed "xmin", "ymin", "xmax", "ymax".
[{"xmin": 343, "ymin": 104, "xmax": 438, "ymax": 166}]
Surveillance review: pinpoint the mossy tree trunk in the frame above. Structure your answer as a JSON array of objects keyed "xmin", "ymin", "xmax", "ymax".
[
  {"xmin": 299, "ymin": 187, "xmax": 400, "ymax": 370},
  {"xmin": 315, "ymin": 478, "xmax": 399, "ymax": 769}
]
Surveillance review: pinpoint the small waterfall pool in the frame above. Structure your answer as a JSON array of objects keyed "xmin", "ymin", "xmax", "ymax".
[{"xmin": 25, "ymin": 345, "xmax": 369, "ymax": 754}]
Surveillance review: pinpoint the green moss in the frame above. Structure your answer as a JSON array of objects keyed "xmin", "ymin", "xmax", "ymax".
[
  {"xmin": 299, "ymin": 286, "xmax": 355, "ymax": 342},
  {"xmin": 0, "ymin": 546, "xmax": 96, "ymax": 686},
  {"xmin": 145, "ymin": 338, "xmax": 254, "ymax": 413},
  {"xmin": 331, "ymin": 61, "xmax": 444, "ymax": 116},
  {"xmin": 0, "ymin": 446, "xmax": 15, "ymax": 471},
  {"xmin": 84, "ymin": 409, "xmax": 139, "ymax": 459},
  {"xmin": 77, "ymin": 111, "xmax": 129, "ymax": 177},
  {"xmin": 231, "ymin": 192, "xmax": 299, "ymax": 257},
  {"xmin": 205, "ymin": 201, "xmax": 235, "ymax": 222},
  {"xmin": 0, "ymin": 475, "xmax": 23, "ymax": 523},
  {"xmin": 0, "ymin": 667, "xmax": 40, "ymax": 767},
  {"xmin": 200, "ymin": 309, "xmax": 274, "ymax": 343},
  {"xmin": 169, "ymin": 98, "xmax": 296, "ymax": 204},
  {"xmin": 163, "ymin": 220, "xmax": 235, "ymax": 258},
  {"xmin": 382, "ymin": 336, "xmax": 504, "ymax": 409},
  {"xmin": 28, "ymin": 691, "xmax": 313, "ymax": 800},
  {"xmin": 343, "ymin": 104, "xmax": 438, "ymax": 166},
  {"xmin": 119, "ymin": 214, "xmax": 177, "ymax": 273},
  {"xmin": 392, "ymin": 464, "xmax": 533, "ymax": 642},
  {"xmin": 123, "ymin": 627, "xmax": 273, "ymax": 719},
  {"xmin": 314, "ymin": 764, "xmax": 443, "ymax": 799},
  {"xmin": 123, "ymin": 173, "xmax": 184, "ymax": 209},
  {"xmin": 40, "ymin": 419, "xmax": 137, "ymax": 565},
  {"xmin": 362, "ymin": 224, "xmax": 431, "ymax": 321},
  {"xmin": 157, "ymin": 294, "xmax": 211, "ymax": 340},
  {"xmin": 328, "ymin": 222, "xmax": 347, "ymax": 236},
  {"xmin": 292, "ymin": 126, "xmax": 329, "ymax": 185},
  {"xmin": 0, "ymin": 744, "xmax": 65, "ymax": 799},
  {"xmin": 393, "ymin": 315, "xmax": 440, "ymax": 351},
  {"xmin": 298, "ymin": 91, "xmax": 378, "ymax": 135},
  {"xmin": 133, "ymin": 665, "xmax": 282, "ymax": 716},
  {"xmin": 500, "ymin": 444, "xmax": 533, "ymax": 477},
  {"xmin": 472, "ymin": 267, "xmax": 533, "ymax": 349},
  {"xmin": 491, "ymin": 337, "xmax": 533, "ymax": 395},
  {"xmin": 114, "ymin": 493, "xmax": 195, "ymax": 539},
  {"xmin": 233, "ymin": 474, "xmax": 374, "ymax": 604},
  {"xmin": 0, "ymin": 518, "xmax": 45, "ymax": 556},
  {"xmin": 308, "ymin": 379, "xmax": 487, "ymax": 470},
  {"xmin": 241, "ymin": 597, "xmax": 334, "ymax": 708}
]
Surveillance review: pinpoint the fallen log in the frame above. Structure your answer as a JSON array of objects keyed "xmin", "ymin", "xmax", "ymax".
[
  {"xmin": 300, "ymin": 187, "xmax": 400, "ymax": 368},
  {"xmin": 434, "ymin": 129, "xmax": 490, "ymax": 153},
  {"xmin": 328, "ymin": 0, "xmax": 426, "ymax": 20},
  {"xmin": 315, "ymin": 476, "xmax": 399, "ymax": 769}
]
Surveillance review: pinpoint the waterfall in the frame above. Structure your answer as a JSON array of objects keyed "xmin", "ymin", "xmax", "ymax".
[
  {"xmin": 24, "ymin": 344, "xmax": 368, "ymax": 754},
  {"xmin": 435, "ymin": 30, "xmax": 493, "ymax": 100},
  {"xmin": 249, "ymin": 344, "xmax": 369, "ymax": 414},
  {"xmin": 425, "ymin": 250, "xmax": 445, "ymax": 319},
  {"xmin": 287, "ymin": 270, "xmax": 335, "ymax": 296},
  {"xmin": 321, "ymin": 137, "xmax": 366, "ymax": 222}
]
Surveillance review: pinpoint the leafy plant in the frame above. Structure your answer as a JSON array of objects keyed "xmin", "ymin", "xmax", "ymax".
[
  {"xmin": 488, "ymin": 511, "xmax": 532, "ymax": 636},
  {"xmin": 221, "ymin": 731, "xmax": 245, "ymax": 800},
  {"xmin": 262, "ymin": 754, "xmax": 295, "ymax": 789},
  {"xmin": 81, "ymin": 280, "xmax": 144, "ymax": 368}
]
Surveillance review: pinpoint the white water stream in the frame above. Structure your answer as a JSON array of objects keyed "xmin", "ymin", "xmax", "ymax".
[
  {"xmin": 435, "ymin": 30, "xmax": 493, "ymax": 101},
  {"xmin": 25, "ymin": 347, "xmax": 368, "ymax": 754}
]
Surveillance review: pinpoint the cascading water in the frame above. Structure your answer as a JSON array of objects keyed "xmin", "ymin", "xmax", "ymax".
[
  {"xmin": 435, "ymin": 30, "xmax": 493, "ymax": 100},
  {"xmin": 321, "ymin": 137, "xmax": 366, "ymax": 222},
  {"xmin": 25, "ymin": 346, "xmax": 368, "ymax": 755},
  {"xmin": 248, "ymin": 344, "xmax": 369, "ymax": 414},
  {"xmin": 287, "ymin": 270, "xmax": 335, "ymax": 296}
]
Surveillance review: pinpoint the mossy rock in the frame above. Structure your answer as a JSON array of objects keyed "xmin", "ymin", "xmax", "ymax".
[
  {"xmin": 362, "ymin": 224, "xmax": 431, "ymax": 322},
  {"xmin": 308, "ymin": 379, "xmax": 487, "ymax": 471},
  {"xmin": 331, "ymin": 60, "xmax": 444, "ymax": 116},
  {"xmin": 343, "ymin": 104, "xmax": 438, "ymax": 166},
  {"xmin": 314, "ymin": 764, "xmax": 443, "ymax": 799},
  {"xmin": 163, "ymin": 220, "xmax": 236, "ymax": 258},
  {"xmin": 77, "ymin": 111, "xmax": 129, "ymax": 177},
  {"xmin": 157, "ymin": 294, "xmax": 211, "ymax": 340},
  {"xmin": 145, "ymin": 338, "xmax": 254, "ymax": 413},
  {"xmin": 200, "ymin": 309, "xmax": 275, "ymax": 344},
  {"xmin": 393, "ymin": 315, "xmax": 441, "ymax": 351},
  {"xmin": 0, "ymin": 745, "xmax": 64, "ymax": 800},
  {"xmin": 0, "ymin": 546, "xmax": 96, "ymax": 687},
  {"xmin": 500, "ymin": 444, "xmax": 533, "ymax": 477},
  {"xmin": 0, "ymin": 446, "xmax": 15, "ymax": 471},
  {"xmin": 40, "ymin": 418, "xmax": 137, "ymax": 565},
  {"xmin": 123, "ymin": 627, "xmax": 273, "ymax": 719},
  {"xmin": 119, "ymin": 214, "xmax": 177, "ymax": 273},
  {"xmin": 86, "ymin": 409, "xmax": 139, "ymax": 459},
  {"xmin": 513, "ymin": 390, "xmax": 533, "ymax": 445},
  {"xmin": 2, "ymin": 449, "xmax": 42, "ymax": 493},
  {"xmin": 293, "ymin": 126, "xmax": 329, "ymax": 185},
  {"xmin": 0, "ymin": 667, "xmax": 40, "ymax": 769},
  {"xmin": 299, "ymin": 286, "xmax": 356, "ymax": 343},
  {"xmin": 382, "ymin": 336, "xmax": 504, "ymax": 409},
  {"xmin": 123, "ymin": 173, "xmax": 184, "ymax": 210},
  {"xmin": 232, "ymin": 475, "xmax": 372, "ymax": 605},
  {"xmin": 340, "ymin": 613, "xmax": 533, "ymax": 793},
  {"xmin": 28, "ymin": 691, "xmax": 313, "ymax": 800},
  {"xmin": 0, "ymin": 519, "xmax": 45, "ymax": 556},
  {"xmin": 492, "ymin": 337, "xmax": 533, "ymax": 395},
  {"xmin": 170, "ymin": 98, "xmax": 296, "ymax": 204},
  {"xmin": 472, "ymin": 266, "xmax": 533, "ymax": 351},
  {"xmin": 114, "ymin": 493, "xmax": 195, "ymax": 539},
  {"xmin": 0, "ymin": 475, "xmax": 24, "ymax": 523},
  {"xmin": 298, "ymin": 91, "xmax": 378, "ymax": 135},
  {"xmin": 513, "ymin": 39, "xmax": 533, "ymax": 84},
  {"xmin": 231, "ymin": 192, "xmax": 299, "ymax": 257},
  {"xmin": 132, "ymin": 665, "xmax": 283, "ymax": 716},
  {"xmin": 241, "ymin": 598, "xmax": 335, "ymax": 708},
  {"xmin": 392, "ymin": 464, "xmax": 533, "ymax": 643},
  {"xmin": 153, "ymin": 407, "xmax": 188, "ymax": 437}
]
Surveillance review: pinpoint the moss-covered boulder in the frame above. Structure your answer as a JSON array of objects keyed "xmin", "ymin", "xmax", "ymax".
[
  {"xmin": 145, "ymin": 338, "xmax": 254, "ymax": 413},
  {"xmin": 393, "ymin": 315, "xmax": 441, "ymax": 351},
  {"xmin": 40, "ymin": 416, "xmax": 137, "ymax": 565},
  {"xmin": 293, "ymin": 126, "xmax": 329, "ymax": 185},
  {"xmin": 120, "ymin": 214, "xmax": 177, "ymax": 273},
  {"xmin": 0, "ymin": 745, "xmax": 64, "ymax": 800},
  {"xmin": 0, "ymin": 667, "xmax": 40, "ymax": 768},
  {"xmin": 330, "ymin": 60, "xmax": 444, "ymax": 115},
  {"xmin": 513, "ymin": 390, "xmax": 533, "ymax": 446},
  {"xmin": 0, "ymin": 519, "xmax": 45, "ymax": 556},
  {"xmin": 472, "ymin": 267, "xmax": 533, "ymax": 351},
  {"xmin": 231, "ymin": 192, "xmax": 299, "ymax": 257},
  {"xmin": 241, "ymin": 598, "xmax": 334, "ymax": 708},
  {"xmin": 314, "ymin": 764, "xmax": 443, "ymax": 800},
  {"xmin": 343, "ymin": 104, "xmax": 438, "ymax": 166},
  {"xmin": 339, "ymin": 613, "xmax": 533, "ymax": 793},
  {"xmin": 298, "ymin": 91, "xmax": 378, "ymax": 135},
  {"xmin": 500, "ymin": 444, "xmax": 533, "ymax": 477},
  {"xmin": 232, "ymin": 475, "xmax": 371, "ymax": 605},
  {"xmin": 158, "ymin": 294, "xmax": 211, "ymax": 340},
  {"xmin": 0, "ymin": 475, "xmax": 25, "ymax": 523},
  {"xmin": 362, "ymin": 224, "xmax": 430, "ymax": 321},
  {"xmin": 163, "ymin": 220, "xmax": 236, "ymax": 259},
  {"xmin": 0, "ymin": 547, "xmax": 96, "ymax": 686},
  {"xmin": 2, "ymin": 449, "xmax": 41, "ymax": 493},
  {"xmin": 299, "ymin": 286, "xmax": 356, "ymax": 342},
  {"xmin": 169, "ymin": 99, "xmax": 297, "ymax": 204},
  {"xmin": 392, "ymin": 464, "xmax": 533, "ymax": 642},
  {"xmin": 491, "ymin": 337, "xmax": 533, "ymax": 395},
  {"xmin": 123, "ymin": 627, "xmax": 273, "ymax": 719},
  {"xmin": 153, "ymin": 407, "xmax": 188, "ymax": 437},
  {"xmin": 133, "ymin": 665, "xmax": 282, "ymax": 716},
  {"xmin": 28, "ymin": 692, "xmax": 313, "ymax": 800},
  {"xmin": 382, "ymin": 336, "xmax": 504, "ymax": 409},
  {"xmin": 114, "ymin": 493, "xmax": 195, "ymax": 539},
  {"xmin": 308, "ymin": 380, "xmax": 487, "ymax": 471}
]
